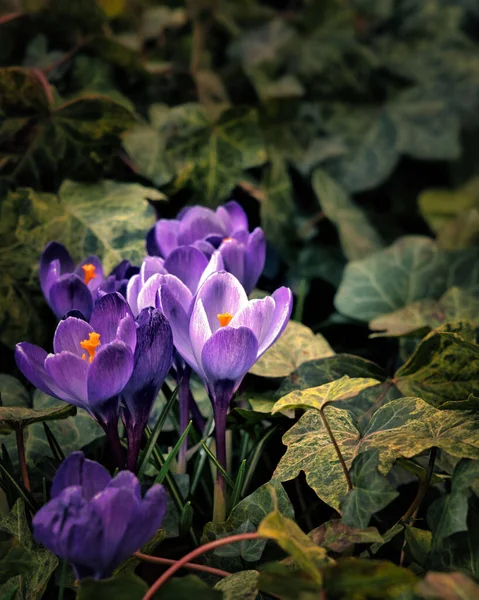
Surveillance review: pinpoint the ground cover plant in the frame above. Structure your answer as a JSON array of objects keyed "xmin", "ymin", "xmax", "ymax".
[{"xmin": 2, "ymin": 0, "xmax": 479, "ymax": 598}]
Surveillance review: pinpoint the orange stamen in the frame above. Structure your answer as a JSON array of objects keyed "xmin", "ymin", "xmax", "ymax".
[
  {"xmin": 217, "ymin": 312, "xmax": 233, "ymax": 327},
  {"xmin": 222, "ymin": 237, "xmax": 233, "ymax": 243},
  {"xmin": 80, "ymin": 332, "xmax": 101, "ymax": 363},
  {"xmin": 81, "ymin": 264, "xmax": 97, "ymax": 285}
]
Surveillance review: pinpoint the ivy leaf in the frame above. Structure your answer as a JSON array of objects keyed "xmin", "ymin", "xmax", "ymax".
[
  {"xmin": 273, "ymin": 398, "xmax": 479, "ymax": 509},
  {"xmin": 370, "ymin": 287, "xmax": 479, "ymax": 338},
  {"xmin": 0, "ymin": 181, "xmax": 160, "ymax": 347},
  {"xmin": 0, "ymin": 403, "xmax": 75, "ymax": 434},
  {"xmin": 258, "ymin": 501, "xmax": 329, "ymax": 584},
  {"xmin": 258, "ymin": 562, "xmax": 321, "ymax": 600},
  {"xmin": 214, "ymin": 570, "xmax": 259, "ymax": 600},
  {"xmin": 272, "ymin": 376, "xmax": 380, "ymax": 414},
  {"xmin": 249, "ymin": 321, "xmax": 334, "ymax": 378},
  {"xmin": 322, "ymin": 558, "xmax": 417, "ymax": 599},
  {"xmin": 341, "ymin": 449, "xmax": 399, "ymax": 529},
  {"xmin": 395, "ymin": 321, "xmax": 479, "ymax": 408},
  {"xmin": 202, "ymin": 481, "xmax": 294, "ymax": 570},
  {"xmin": 309, "ymin": 520, "xmax": 383, "ymax": 554},
  {"xmin": 0, "ymin": 538, "xmax": 33, "ymax": 584},
  {"xmin": 0, "ymin": 499, "xmax": 58, "ymax": 600},
  {"xmin": 151, "ymin": 575, "xmax": 221, "ymax": 600},
  {"xmin": 0, "ymin": 376, "xmax": 30, "ymax": 409},
  {"xmin": 77, "ymin": 574, "xmax": 148, "ymax": 600},
  {"xmin": 417, "ymin": 571, "xmax": 479, "ymax": 600},
  {"xmin": 404, "ymin": 526, "xmax": 432, "ymax": 569},
  {"xmin": 312, "ymin": 169, "xmax": 383, "ymax": 260},
  {"xmin": 335, "ymin": 236, "xmax": 479, "ymax": 321}
]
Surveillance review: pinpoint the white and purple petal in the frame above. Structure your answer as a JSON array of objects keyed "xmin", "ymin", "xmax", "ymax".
[
  {"xmin": 53, "ymin": 317, "xmax": 94, "ymax": 356},
  {"xmin": 257, "ymin": 286, "xmax": 293, "ymax": 356},
  {"xmin": 164, "ymin": 246, "xmax": 209, "ymax": 294}
]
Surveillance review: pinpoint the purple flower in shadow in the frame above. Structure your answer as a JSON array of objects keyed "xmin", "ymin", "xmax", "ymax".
[
  {"xmin": 33, "ymin": 452, "xmax": 167, "ymax": 580},
  {"xmin": 121, "ymin": 308, "xmax": 174, "ymax": 472},
  {"xmin": 146, "ymin": 202, "xmax": 265, "ymax": 294},
  {"xmin": 15, "ymin": 293, "xmax": 136, "ymax": 465}
]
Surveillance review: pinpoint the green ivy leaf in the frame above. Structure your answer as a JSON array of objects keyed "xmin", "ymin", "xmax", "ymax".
[
  {"xmin": 404, "ymin": 526, "xmax": 431, "ymax": 569},
  {"xmin": 395, "ymin": 321, "xmax": 479, "ymax": 408},
  {"xmin": 0, "ymin": 403, "xmax": 75, "ymax": 434},
  {"xmin": 258, "ymin": 562, "xmax": 321, "ymax": 600},
  {"xmin": 312, "ymin": 169, "xmax": 383, "ymax": 260},
  {"xmin": 214, "ymin": 570, "xmax": 259, "ymax": 600},
  {"xmin": 335, "ymin": 236, "xmax": 479, "ymax": 321},
  {"xmin": 151, "ymin": 575, "xmax": 221, "ymax": 600},
  {"xmin": 417, "ymin": 571, "xmax": 479, "ymax": 599},
  {"xmin": 0, "ymin": 499, "xmax": 58, "ymax": 600},
  {"xmin": 309, "ymin": 520, "xmax": 383, "ymax": 554},
  {"xmin": 77, "ymin": 574, "xmax": 148, "ymax": 600},
  {"xmin": 0, "ymin": 538, "xmax": 33, "ymax": 585},
  {"xmin": 249, "ymin": 321, "xmax": 334, "ymax": 378},
  {"xmin": 0, "ymin": 376, "xmax": 30, "ymax": 409},
  {"xmin": 272, "ymin": 375, "xmax": 380, "ymax": 414},
  {"xmin": 202, "ymin": 481, "xmax": 294, "ymax": 570},
  {"xmin": 341, "ymin": 449, "xmax": 399, "ymax": 529},
  {"xmin": 273, "ymin": 398, "xmax": 479, "ymax": 509}
]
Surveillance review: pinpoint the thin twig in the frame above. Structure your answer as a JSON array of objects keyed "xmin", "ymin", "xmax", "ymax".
[
  {"xmin": 15, "ymin": 428, "xmax": 30, "ymax": 491},
  {"xmin": 320, "ymin": 408, "xmax": 352, "ymax": 492},
  {"xmin": 133, "ymin": 552, "xmax": 230, "ymax": 578},
  {"xmin": 142, "ymin": 533, "xmax": 262, "ymax": 599}
]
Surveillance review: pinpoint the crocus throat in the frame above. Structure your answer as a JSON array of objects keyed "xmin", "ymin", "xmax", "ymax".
[
  {"xmin": 80, "ymin": 332, "xmax": 101, "ymax": 363},
  {"xmin": 217, "ymin": 313, "xmax": 233, "ymax": 327},
  {"xmin": 81, "ymin": 264, "xmax": 97, "ymax": 285}
]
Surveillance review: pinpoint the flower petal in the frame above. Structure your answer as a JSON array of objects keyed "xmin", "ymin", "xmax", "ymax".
[
  {"xmin": 257, "ymin": 287, "xmax": 293, "ymax": 356},
  {"xmin": 216, "ymin": 200, "xmax": 248, "ymax": 233},
  {"xmin": 244, "ymin": 227, "xmax": 266, "ymax": 294},
  {"xmin": 90, "ymin": 292, "xmax": 134, "ymax": 345},
  {"xmin": 140, "ymin": 256, "xmax": 167, "ymax": 284},
  {"xmin": 177, "ymin": 206, "xmax": 225, "ymax": 246},
  {"xmin": 87, "ymin": 342, "xmax": 133, "ymax": 409},
  {"xmin": 164, "ymin": 246, "xmax": 209, "ymax": 294},
  {"xmin": 45, "ymin": 352, "xmax": 90, "ymax": 408},
  {"xmin": 126, "ymin": 274, "xmax": 142, "ymax": 316},
  {"xmin": 136, "ymin": 273, "xmax": 162, "ymax": 313},
  {"xmin": 106, "ymin": 471, "xmax": 141, "ymax": 500},
  {"xmin": 189, "ymin": 298, "xmax": 211, "ymax": 377},
  {"xmin": 196, "ymin": 250, "xmax": 224, "ymax": 291},
  {"xmin": 218, "ymin": 239, "xmax": 245, "ymax": 287},
  {"xmin": 201, "ymin": 326, "xmax": 258, "ymax": 388},
  {"xmin": 53, "ymin": 317, "xmax": 94, "ymax": 356},
  {"xmin": 75, "ymin": 256, "xmax": 104, "ymax": 291},
  {"xmin": 49, "ymin": 275, "xmax": 93, "ymax": 320},
  {"xmin": 191, "ymin": 239, "xmax": 216, "ymax": 258},
  {"xmin": 116, "ymin": 314, "xmax": 137, "ymax": 353},
  {"xmin": 158, "ymin": 284, "xmax": 197, "ymax": 370},
  {"xmin": 50, "ymin": 452, "xmax": 111, "ymax": 500},
  {"xmin": 155, "ymin": 274, "xmax": 192, "ymax": 314},
  {"xmin": 15, "ymin": 342, "xmax": 76, "ymax": 401},
  {"xmin": 121, "ymin": 484, "xmax": 167, "ymax": 555},
  {"xmin": 229, "ymin": 297, "xmax": 275, "ymax": 348},
  {"xmin": 39, "ymin": 242, "xmax": 74, "ymax": 297},
  {"xmin": 193, "ymin": 271, "xmax": 248, "ymax": 334},
  {"xmin": 150, "ymin": 219, "xmax": 180, "ymax": 258}
]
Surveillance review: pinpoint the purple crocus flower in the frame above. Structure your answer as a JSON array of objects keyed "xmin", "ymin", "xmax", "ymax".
[
  {"xmin": 146, "ymin": 202, "xmax": 266, "ymax": 294},
  {"xmin": 33, "ymin": 452, "xmax": 167, "ymax": 580},
  {"xmin": 98, "ymin": 259, "xmax": 140, "ymax": 298},
  {"xmin": 15, "ymin": 293, "xmax": 136, "ymax": 466},
  {"xmin": 121, "ymin": 308, "xmax": 174, "ymax": 472},
  {"xmin": 158, "ymin": 271, "xmax": 292, "ymax": 521},
  {"xmin": 127, "ymin": 247, "xmax": 223, "ymax": 317},
  {"xmin": 40, "ymin": 242, "xmax": 105, "ymax": 321}
]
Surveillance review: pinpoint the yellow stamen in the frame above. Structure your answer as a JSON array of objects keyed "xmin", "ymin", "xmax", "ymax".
[
  {"xmin": 81, "ymin": 264, "xmax": 97, "ymax": 285},
  {"xmin": 80, "ymin": 332, "xmax": 101, "ymax": 363},
  {"xmin": 217, "ymin": 312, "xmax": 233, "ymax": 327},
  {"xmin": 222, "ymin": 237, "xmax": 233, "ymax": 243}
]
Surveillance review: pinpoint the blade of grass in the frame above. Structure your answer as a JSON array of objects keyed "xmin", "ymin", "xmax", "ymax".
[
  {"xmin": 201, "ymin": 439, "xmax": 235, "ymax": 489},
  {"xmin": 155, "ymin": 421, "xmax": 193, "ymax": 485},
  {"xmin": 137, "ymin": 382, "xmax": 180, "ymax": 480},
  {"xmin": 241, "ymin": 425, "xmax": 278, "ymax": 497},
  {"xmin": 179, "ymin": 501, "xmax": 194, "ymax": 535},
  {"xmin": 43, "ymin": 422, "xmax": 65, "ymax": 462},
  {"xmin": 0, "ymin": 463, "xmax": 38, "ymax": 512},
  {"xmin": 228, "ymin": 459, "xmax": 246, "ymax": 516}
]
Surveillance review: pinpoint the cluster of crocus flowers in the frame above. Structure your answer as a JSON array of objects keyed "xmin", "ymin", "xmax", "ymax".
[
  {"xmin": 16, "ymin": 198, "xmax": 291, "ymax": 537},
  {"xmin": 33, "ymin": 452, "xmax": 167, "ymax": 580}
]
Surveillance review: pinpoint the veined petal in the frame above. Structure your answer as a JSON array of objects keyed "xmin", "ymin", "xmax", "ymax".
[
  {"xmin": 121, "ymin": 484, "xmax": 167, "ymax": 555},
  {"xmin": 15, "ymin": 342, "xmax": 76, "ymax": 402},
  {"xmin": 189, "ymin": 298, "xmax": 211, "ymax": 378},
  {"xmin": 137, "ymin": 273, "xmax": 162, "ymax": 313},
  {"xmin": 218, "ymin": 239, "xmax": 245, "ymax": 287},
  {"xmin": 158, "ymin": 284, "xmax": 197, "ymax": 370},
  {"xmin": 45, "ymin": 352, "xmax": 89, "ymax": 408},
  {"xmin": 51, "ymin": 452, "xmax": 111, "ymax": 500},
  {"xmin": 140, "ymin": 256, "xmax": 167, "ymax": 284},
  {"xmin": 116, "ymin": 314, "xmax": 137, "ymax": 352},
  {"xmin": 164, "ymin": 246, "xmax": 209, "ymax": 294},
  {"xmin": 178, "ymin": 206, "xmax": 225, "ymax": 246},
  {"xmin": 90, "ymin": 293, "xmax": 134, "ymax": 345},
  {"xmin": 43, "ymin": 260, "xmax": 61, "ymax": 300},
  {"xmin": 228, "ymin": 297, "xmax": 275, "ymax": 349},
  {"xmin": 106, "ymin": 471, "xmax": 141, "ymax": 500},
  {"xmin": 244, "ymin": 227, "xmax": 266, "ymax": 294},
  {"xmin": 196, "ymin": 250, "xmax": 224, "ymax": 291},
  {"xmin": 154, "ymin": 274, "xmax": 192, "ymax": 314},
  {"xmin": 150, "ymin": 219, "xmax": 180, "ymax": 258},
  {"xmin": 194, "ymin": 271, "xmax": 248, "ymax": 334},
  {"xmin": 87, "ymin": 342, "xmax": 134, "ymax": 407},
  {"xmin": 39, "ymin": 242, "xmax": 74, "ymax": 297},
  {"xmin": 49, "ymin": 275, "xmax": 93, "ymax": 321},
  {"xmin": 126, "ymin": 274, "xmax": 142, "ymax": 316},
  {"xmin": 217, "ymin": 200, "xmax": 249, "ymax": 233},
  {"xmin": 201, "ymin": 326, "xmax": 258, "ymax": 387},
  {"xmin": 257, "ymin": 287, "xmax": 293, "ymax": 356},
  {"xmin": 53, "ymin": 318, "xmax": 94, "ymax": 356},
  {"xmin": 75, "ymin": 256, "xmax": 104, "ymax": 291},
  {"xmin": 191, "ymin": 239, "xmax": 216, "ymax": 258}
]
